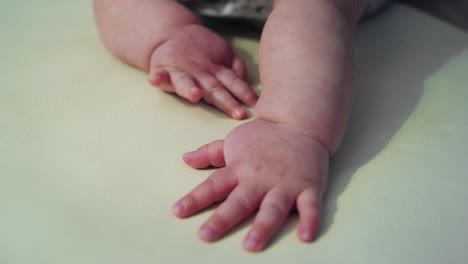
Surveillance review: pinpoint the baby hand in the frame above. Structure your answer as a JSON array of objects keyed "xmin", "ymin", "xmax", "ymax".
[
  {"xmin": 149, "ymin": 24, "xmax": 258, "ymax": 119},
  {"xmin": 173, "ymin": 119, "xmax": 329, "ymax": 251}
]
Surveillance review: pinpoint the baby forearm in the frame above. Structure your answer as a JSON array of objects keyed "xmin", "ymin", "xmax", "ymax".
[
  {"xmin": 255, "ymin": 0, "xmax": 367, "ymax": 155},
  {"xmin": 93, "ymin": 0, "xmax": 200, "ymax": 71}
]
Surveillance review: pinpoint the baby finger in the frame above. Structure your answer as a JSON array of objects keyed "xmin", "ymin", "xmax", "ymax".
[
  {"xmin": 242, "ymin": 187, "xmax": 295, "ymax": 252},
  {"xmin": 172, "ymin": 168, "xmax": 237, "ymax": 218},
  {"xmin": 231, "ymin": 55, "xmax": 247, "ymax": 79},
  {"xmin": 148, "ymin": 68, "xmax": 172, "ymax": 92},
  {"xmin": 215, "ymin": 67, "xmax": 258, "ymax": 108},
  {"xmin": 169, "ymin": 70, "xmax": 203, "ymax": 102},
  {"xmin": 296, "ymin": 187, "xmax": 321, "ymax": 242},
  {"xmin": 196, "ymin": 73, "xmax": 247, "ymax": 119},
  {"xmin": 183, "ymin": 140, "xmax": 225, "ymax": 169},
  {"xmin": 199, "ymin": 182, "xmax": 265, "ymax": 242}
]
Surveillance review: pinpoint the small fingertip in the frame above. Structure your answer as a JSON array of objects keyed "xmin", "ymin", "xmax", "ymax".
[
  {"xmin": 232, "ymin": 107, "xmax": 246, "ymax": 120},
  {"xmin": 183, "ymin": 151, "xmax": 195, "ymax": 157},
  {"xmin": 298, "ymin": 223, "xmax": 318, "ymax": 242},
  {"xmin": 243, "ymin": 235, "xmax": 262, "ymax": 252},
  {"xmin": 299, "ymin": 229, "xmax": 315, "ymax": 242},
  {"xmin": 199, "ymin": 225, "xmax": 217, "ymax": 242},
  {"xmin": 182, "ymin": 153, "xmax": 189, "ymax": 161},
  {"xmin": 182, "ymin": 151, "xmax": 195, "ymax": 164},
  {"xmin": 188, "ymin": 86, "xmax": 203, "ymax": 102},
  {"xmin": 149, "ymin": 71, "xmax": 171, "ymax": 88},
  {"xmin": 172, "ymin": 202, "xmax": 186, "ymax": 218},
  {"xmin": 148, "ymin": 73, "xmax": 162, "ymax": 86}
]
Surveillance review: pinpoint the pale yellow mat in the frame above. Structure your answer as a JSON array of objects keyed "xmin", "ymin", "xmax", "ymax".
[{"xmin": 1, "ymin": 2, "xmax": 467, "ymax": 263}]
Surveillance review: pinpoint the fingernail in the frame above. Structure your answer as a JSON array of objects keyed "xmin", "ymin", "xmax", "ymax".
[
  {"xmin": 243, "ymin": 235, "xmax": 260, "ymax": 251},
  {"xmin": 183, "ymin": 151, "xmax": 199, "ymax": 161},
  {"xmin": 148, "ymin": 73, "xmax": 160, "ymax": 85},
  {"xmin": 233, "ymin": 107, "xmax": 245, "ymax": 119},
  {"xmin": 172, "ymin": 202, "xmax": 185, "ymax": 216},
  {"xmin": 300, "ymin": 230, "xmax": 314, "ymax": 242},
  {"xmin": 183, "ymin": 151, "xmax": 195, "ymax": 158},
  {"xmin": 189, "ymin": 86, "xmax": 200, "ymax": 95},
  {"xmin": 199, "ymin": 225, "xmax": 217, "ymax": 241},
  {"xmin": 188, "ymin": 87, "xmax": 202, "ymax": 102}
]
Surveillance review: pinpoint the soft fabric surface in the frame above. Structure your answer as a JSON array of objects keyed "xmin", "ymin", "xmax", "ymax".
[{"xmin": 1, "ymin": 2, "xmax": 467, "ymax": 263}]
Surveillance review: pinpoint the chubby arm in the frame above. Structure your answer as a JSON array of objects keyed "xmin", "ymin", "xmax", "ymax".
[
  {"xmin": 174, "ymin": 0, "xmax": 370, "ymax": 252},
  {"xmin": 93, "ymin": 0, "xmax": 257, "ymax": 119},
  {"xmin": 92, "ymin": 0, "xmax": 200, "ymax": 71},
  {"xmin": 255, "ymin": 0, "xmax": 369, "ymax": 155}
]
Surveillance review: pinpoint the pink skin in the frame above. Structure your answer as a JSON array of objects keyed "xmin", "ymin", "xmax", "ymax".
[
  {"xmin": 93, "ymin": 0, "xmax": 368, "ymax": 253},
  {"xmin": 148, "ymin": 24, "xmax": 258, "ymax": 120},
  {"xmin": 174, "ymin": 119, "xmax": 329, "ymax": 252}
]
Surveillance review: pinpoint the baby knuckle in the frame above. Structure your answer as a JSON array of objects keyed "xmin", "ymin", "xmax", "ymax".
[
  {"xmin": 209, "ymin": 215, "xmax": 229, "ymax": 230},
  {"xmin": 231, "ymin": 75, "xmax": 246, "ymax": 89},
  {"xmin": 183, "ymin": 193, "xmax": 198, "ymax": 208},
  {"xmin": 203, "ymin": 77, "xmax": 220, "ymax": 90},
  {"xmin": 172, "ymin": 73, "xmax": 191, "ymax": 83},
  {"xmin": 215, "ymin": 66, "xmax": 231, "ymax": 78},
  {"xmin": 251, "ymin": 223, "xmax": 270, "ymax": 236},
  {"xmin": 204, "ymin": 86, "xmax": 221, "ymax": 101},
  {"xmin": 302, "ymin": 177, "xmax": 324, "ymax": 190},
  {"xmin": 226, "ymin": 100, "xmax": 240, "ymax": 110},
  {"xmin": 206, "ymin": 144, "xmax": 220, "ymax": 164},
  {"xmin": 267, "ymin": 192, "xmax": 291, "ymax": 210},
  {"xmin": 204, "ymin": 177, "xmax": 221, "ymax": 198},
  {"xmin": 301, "ymin": 188, "xmax": 321, "ymax": 207},
  {"xmin": 269, "ymin": 202, "xmax": 289, "ymax": 218},
  {"xmin": 209, "ymin": 63, "xmax": 223, "ymax": 74},
  {"xmin": 229, "ymin": 194, "xmax": 252, "ymax": 212}
]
